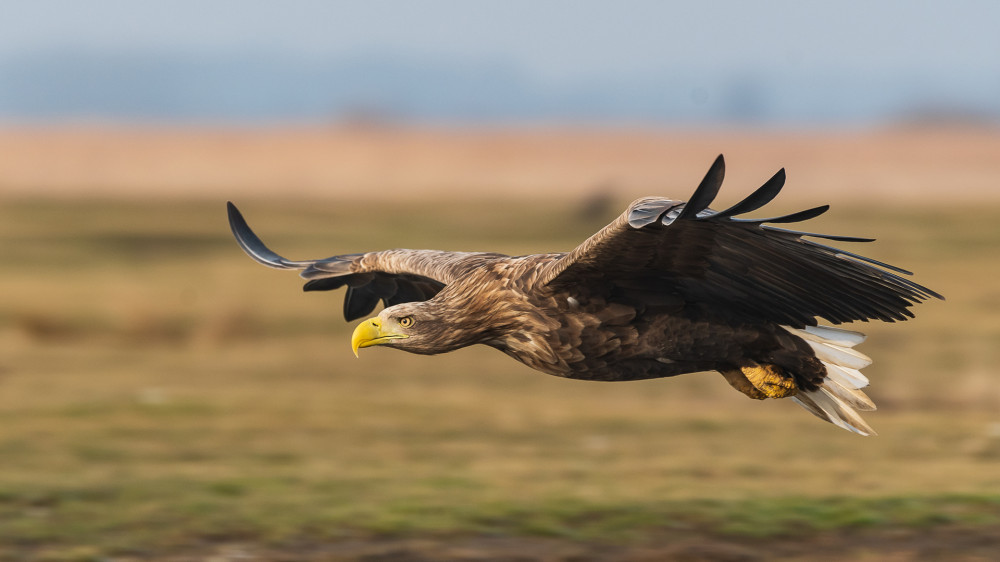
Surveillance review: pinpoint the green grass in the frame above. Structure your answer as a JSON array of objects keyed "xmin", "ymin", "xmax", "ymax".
[
  {"xmin": 0, "ymin": 197, "xmax": 998, "ymax": 557},
  {"xmin": 1, "ymin": 481, "xmax": 998, "ymax": 550}
]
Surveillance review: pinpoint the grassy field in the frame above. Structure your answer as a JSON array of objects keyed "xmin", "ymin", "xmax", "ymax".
[{"xmin": 0, "ymin": 195, "xmax": 998, "ymax": 560}]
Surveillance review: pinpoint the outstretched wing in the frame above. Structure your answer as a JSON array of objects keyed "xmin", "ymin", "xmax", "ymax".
[
  {"xmin": 538, "ymin": 155, "xmax": 942, "ymax": 327},
  {"xmin": 227, "ymin": 202, "xmax": 494, "ymax": 321}
]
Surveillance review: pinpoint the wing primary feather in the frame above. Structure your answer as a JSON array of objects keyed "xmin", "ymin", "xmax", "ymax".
[
  {"xmin": 774, "ymin": 235, "xmax": 931, "ymax": 302},
  {"xmin": 760, "ymin": 225, "xmax": 876, "ymax": 242},
  {"xmin": 342, "ymin": 286, "xmax": 356, "ymax": 320},
  {"xmin": 677, "ymin": 154, "xmax": 725, "ymax": 220},
  {"xmin": 303, "ymin": 277, "xmax": 348, "ymax": 292},
  {"xmin": 797, "ymin": 239, "xmax": 944, "ymax": 302},
  {"xmin": 733, "ymin": 205, "xmax": 830, "ymax": 224},
  {"xmin": 802, "ymin": 240, "xmax": 915, "ymax": 276},
  {"xmin": 227, "ymin": 202, "xmax": 311, "ymax": 270},
  {"xmin": 833, "ymin": 255, "xmax": 943, "ymax": 301},
  {"xmin": 343, "ymin": 286, "xmax": 382, "ymax": 321},
  {"xmin": 711, "ymin": 168, "xmax": 786, "ymax": 220},
  {"xmin": 710, "ymin": 231, "xmax": 929, "ymax": 323}
]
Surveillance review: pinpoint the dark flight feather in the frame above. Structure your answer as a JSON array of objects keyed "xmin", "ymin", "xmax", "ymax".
[
  {"xmin": 759, "ymin": 225, "xmax": 875, "ymax": 243},
  {"xmin": 227, "ymin": 202, "xmax": 311, "ymax": 270},
  {"xmin": 676, "ymin": 154, "xmax": 725, "ymax": 221},
  {"xmin": 711, "ymin": 168, "xmax": 785, "ymax": 219},
  {"xmin": 344, "ymin": 286, "xmax": 382, "ymax": 321},
  {"xmin": 732, "ymin": 204, "xmax": 830, "ymax": 224}
]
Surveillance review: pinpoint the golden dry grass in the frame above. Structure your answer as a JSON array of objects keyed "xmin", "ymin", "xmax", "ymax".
[{"xmin": 0, "ymin": 127, "xmax": 999, "ymax": 559}]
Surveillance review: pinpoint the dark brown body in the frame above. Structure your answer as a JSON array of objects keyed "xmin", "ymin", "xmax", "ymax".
[{"xmin": 431, "ymin": 254, "xmax": 826, "ymax": 390}]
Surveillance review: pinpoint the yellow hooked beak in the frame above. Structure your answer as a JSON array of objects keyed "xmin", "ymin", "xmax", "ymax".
[{"xmin": 351, "ymin": 317, "xmax": 408, "ymax": 357}]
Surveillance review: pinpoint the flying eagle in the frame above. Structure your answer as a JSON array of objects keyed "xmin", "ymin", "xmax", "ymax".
[{"xmin": 227, "ymin": 155, "xmax": 941, "ymax": 435}]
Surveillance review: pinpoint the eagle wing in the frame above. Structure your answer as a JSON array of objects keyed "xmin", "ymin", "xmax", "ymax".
[
  {"xmin": 538, "ymin": 155, "xmax": 942, "ymax": 326},
  {"xmin": 227, "ymin": 202, "xmax": 492, "ymax": 321}
]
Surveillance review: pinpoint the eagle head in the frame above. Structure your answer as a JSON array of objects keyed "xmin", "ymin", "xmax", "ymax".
[{"xmin": 351, "ymin": 301, "xmax": 476, "ymax": 356}]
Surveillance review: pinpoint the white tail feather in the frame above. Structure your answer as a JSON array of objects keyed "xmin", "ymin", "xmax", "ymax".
[
  {"xmin": 781, "ymin": 325, "xmax": 877, "ymax": 435},
  {"xmin": 804, "ymin": 340, "xmax": 872, "ymax": 370},
  {"xmin": 822, "ymin": 378, "xmax": 876, "ymax": 411},
  {"xmin": 793, "ymin": 389, "xmax": 877, "ymax": 436},
  {"xmin": 797, "ymin": 325, "xmax": 866, "ymax": 347},
  {"xmin": 825, "ymin": 363, "xmax": 869, "ymax": 390}
]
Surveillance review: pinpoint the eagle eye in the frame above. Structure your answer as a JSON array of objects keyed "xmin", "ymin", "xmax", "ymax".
[{"xmin": 399, "ymin": 316, "xmax": 414, "ymax": 328}]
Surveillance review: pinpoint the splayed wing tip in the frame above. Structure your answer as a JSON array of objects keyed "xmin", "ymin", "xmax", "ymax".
[
  {"xmin": 711, "ymin": 167, "xmax": 786, "ymax": 220},
  {"xmin": 733, "ymin": 204, "xmax": 830, "ymax": 225},
  {"xmin": 676, "ymin": 154, "xmax": 725, "ymax": 221},
  {"xmin": 227, "ymin": 201, "xmax": 308, "ymax": 270},
  {"xmin": 760, "ymin": 225, "xmax": 876, "ymax": 243}
]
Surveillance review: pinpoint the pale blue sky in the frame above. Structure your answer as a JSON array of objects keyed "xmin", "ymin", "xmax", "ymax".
[
  {"xmin": 4, "ymin": 1, "xmax": 997, "ymax": 77},
  {"xmin": 2, "ymin": 1, "xmax": 998, "ymax": 124}
]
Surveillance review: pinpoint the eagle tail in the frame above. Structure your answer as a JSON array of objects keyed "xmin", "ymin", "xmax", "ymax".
[{"xmin": 783, "ymin": 325, "xmax": 878, "ymax": 436}]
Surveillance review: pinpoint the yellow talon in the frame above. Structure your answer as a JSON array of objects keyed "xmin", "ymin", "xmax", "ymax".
[
  {"xmin": 721, "ymin": 369, "xmax": 768, "ymax": 400},
  {"xmin": 740, "ymin": 362, "xmax": 798, "ymax": 399}
]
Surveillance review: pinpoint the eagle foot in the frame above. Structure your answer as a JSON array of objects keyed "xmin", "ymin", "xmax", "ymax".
[
  {"xmin": 721, "ymin": 369, "xmax": 768, "ymax": 400},
  {"xmin": 741, "ymin": 362, "xmax": 798, "ymax": 399}
]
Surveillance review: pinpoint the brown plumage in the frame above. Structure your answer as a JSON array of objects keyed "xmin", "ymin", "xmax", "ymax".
[{"xmin": 228, "ymin": 155, "xmax": 942, "ymax": 435}]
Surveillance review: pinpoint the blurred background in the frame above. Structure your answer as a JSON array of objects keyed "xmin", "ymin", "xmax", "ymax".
[
  {"xmin": 1, "ymin": 1, "xmax": 998, "ymax": 560},
  {"xmin": 3, "ymin": 0, "xmax": 1000, "ymax": 127}
]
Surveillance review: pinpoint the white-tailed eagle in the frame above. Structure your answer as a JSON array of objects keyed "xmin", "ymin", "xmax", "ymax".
[{"xmin": 228, "ymin": 155, "xmax": 942, "ymax": 435}]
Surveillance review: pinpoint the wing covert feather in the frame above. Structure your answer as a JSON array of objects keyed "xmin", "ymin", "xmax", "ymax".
[{"xmin": 227, "ymin": 202, "xmax": 494, "ymax": 320}]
